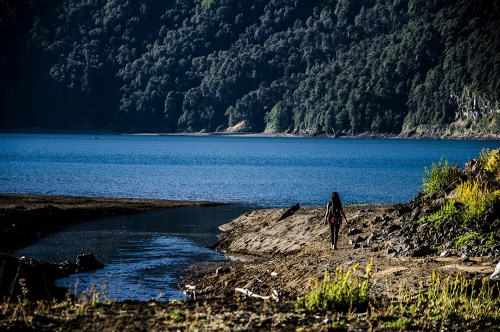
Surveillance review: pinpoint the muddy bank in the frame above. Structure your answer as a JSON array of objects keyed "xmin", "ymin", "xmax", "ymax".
[
  {"xmin": 0, "ymin": 252, "xmax": 105, "ymax": 302},
  {"xmin": 0, "ymin": 194, "xmax": 221, "ymax": 302},
  {"xmin": 0, "ymin": 193, "xmax": 221, "ymax": 253},
  {"xmin": 180, "ymin": 203, "xmax": 499, "ymax": 301}
]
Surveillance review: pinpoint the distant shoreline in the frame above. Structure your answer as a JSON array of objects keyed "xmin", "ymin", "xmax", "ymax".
[{"xmin": 1, "ymin": 127, "xmax": 499, "ymax": 140}]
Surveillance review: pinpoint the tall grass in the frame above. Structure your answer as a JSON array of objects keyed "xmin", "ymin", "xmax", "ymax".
[
  {"xmin": 478, "ymin": 148, "xmax": 500, "ymax": 177},
  {"xmin": 421, "ymin": 157, "xmax": 460, "ymax": 197},
  {"xmin": 379, "ymin": 272, "xmax": 500, "ymax": 329},
  {"xmin": 455, "ymin": 179, "xmax": 499, "ymax": 222},
  {"xmin": 296, "ymin": 262, "xmax": 372, "ymax": 311}
]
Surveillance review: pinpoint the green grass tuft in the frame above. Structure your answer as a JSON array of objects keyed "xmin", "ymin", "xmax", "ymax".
[
  {"xmin": 296, "ymin": 261, "xmax": 372, "ymax": 312},
  {"xmin": 419, "ymin": 200, "xmax": 457, "ymax": 228},
  {"xmin": 454, "ymin": 232, "xmax": 481, "ymax": 247},
  {"xmin": 421, "ymin": 157, "xmax": 460, "ymax": 197},
  {"xmin": 384, "ymin": 317, "xmax": 412, "ymax": 329}
]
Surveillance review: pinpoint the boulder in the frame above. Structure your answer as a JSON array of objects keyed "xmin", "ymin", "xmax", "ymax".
[
  {"xmin": 76, "ymin": 253, "xmax": 105, "ymax": 272},
  {"xmin": 409, "ymin": 245, "xmax": 433, "ymax": 257},
  {"xmin": 385, "ymin": 246, "xmax": 396, "ymax": 255},
  {"xmin": 440, "ymin": 250, "xmax": 453, "ymax": 257}
]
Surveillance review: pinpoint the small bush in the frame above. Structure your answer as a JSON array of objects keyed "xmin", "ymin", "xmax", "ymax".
[
  {"xmin": 296, "ymin": 262, "xmax": 372, "ymax": 311},
  {"xmin": 455, "ymin": 179, "xmax": 499, "ymax": 222},
  {"xmin": 454, "ymin": 232, "xmax": 481, "ymax": 247},
  {"xmin": 478, "ymin": 148, "xmax": 500, "ymax": 176},
  {"xmin": 419, "ymin": 200, "xmax": 457, "ymax": 228},
  {"xmin": 421, "ymin": 157, "xmax": 460, "ymax": 197}
]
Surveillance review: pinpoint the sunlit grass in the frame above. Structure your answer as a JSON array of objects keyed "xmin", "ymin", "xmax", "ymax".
[
  {"xmin": 421, "ymin": 157, "xmax": 460, "ymax": 197},
  {"xmin": 479, "ymin": 148, "xmax": 500, "ymax": 177},
  {"xmin": 296, "ymin": 261, "xmax": 372, "ymax": 312},
  {"xmin": 375, "ymin": 271, "xmax": 500, "ymax": 329},
  {"xmin": 455, "ymin": 179, "xmax": 500, "ymax": 223}
]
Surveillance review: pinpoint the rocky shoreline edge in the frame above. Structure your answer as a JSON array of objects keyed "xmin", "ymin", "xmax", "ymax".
[
  {"xmin": 2, "ymin": 127, "xmax": 500, "ymax": 140},
  {"xmin": 1, "ymin": 187, "xmax": 500, "ymax": 330}
]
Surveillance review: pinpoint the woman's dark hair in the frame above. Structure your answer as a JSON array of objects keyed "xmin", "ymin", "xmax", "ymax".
[{"xmin": 331, "ymin": 191, "xmax": 342, "ymax": 207}]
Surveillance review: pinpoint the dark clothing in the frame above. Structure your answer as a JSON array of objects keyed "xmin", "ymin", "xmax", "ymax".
[
  {"xmin": 329, "ymin": 221, "xmax": 340, "ymax": 247},
  {"xmin": 326, "ymin": 200, "xmax": 343, "ymax": 248},
  {"xmin": 326, "ymin": 202, "xmax": 342, "ymax": 222}
]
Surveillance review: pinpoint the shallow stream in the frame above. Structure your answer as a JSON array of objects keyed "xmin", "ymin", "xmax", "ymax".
[{"xmin": 15, "ymin": 205, "xmax": 249, "ymax": 301}]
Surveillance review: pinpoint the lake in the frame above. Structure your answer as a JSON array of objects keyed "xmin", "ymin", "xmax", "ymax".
[
  {"xmin": 3, "ymin": 133, "xmax": 500, "ymax": 300},
  {"xmin": 2, "ymin": 133, "xmax": 499, "ymax": 207}
]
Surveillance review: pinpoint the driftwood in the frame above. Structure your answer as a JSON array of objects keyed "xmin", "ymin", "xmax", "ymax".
[
  {"xmin": 235, "ymin": 288, "xmax": 270, "ymax": 300},
  {"xmin": 271, "ymin": 289, "xmax": 281, "ymax": 302}
]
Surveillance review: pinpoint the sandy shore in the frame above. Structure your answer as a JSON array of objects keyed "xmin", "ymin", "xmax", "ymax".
[
  {"xmin": 1, "ymin": 194, "xmax": 496, "ymax": 298},
  {"xmin": 1, "ymin": 194, "xmax": 499, "ymax": 331},
  {"xmin": 0, "ymin": 193, "xmax": 221, "ymax": 253},
  {"xmin": 3, "ymin": 127, "xmax": 500, "ymax": 139},
  {"xmin": 181, "ymin": 204, "xmax": 497, "ymax": 301}
]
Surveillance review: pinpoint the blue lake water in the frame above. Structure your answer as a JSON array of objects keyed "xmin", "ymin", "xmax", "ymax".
[
  {"xmin": 2, "ymin": 133, "xmax": 500, "ymax": 300},
  {"xmin": 2, "ymin": 133, "xmax": 499, "ymax": 207}
]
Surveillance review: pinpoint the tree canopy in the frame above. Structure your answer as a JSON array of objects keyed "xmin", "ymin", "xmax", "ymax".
[{"xmin": 1, "ymin": 0, "xmax": 499, "ymax": 135}]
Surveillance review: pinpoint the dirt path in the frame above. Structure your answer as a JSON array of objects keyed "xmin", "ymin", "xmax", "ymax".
[{"xmin": 181, "ymin": 204, "xmax": 497, "ymax": 301}]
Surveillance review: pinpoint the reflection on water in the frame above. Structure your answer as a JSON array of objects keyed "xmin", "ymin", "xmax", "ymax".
[{"xmin": 15, "ymin": 205, "xmax": 249, "ymax": 301}]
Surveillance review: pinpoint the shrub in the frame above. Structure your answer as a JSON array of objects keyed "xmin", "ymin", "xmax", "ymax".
[
  {"xmin": 419, "ymin": 200, "xmax": 458, "ymax": 228},
  {"xmin": 296, "ymin": 262, "xmax": 372, "ymax": 311},
  {"xmin": 478, "ymin": 148, "xmax": 500, "ymax": 176},
  {"xmin": 455, "ymin": 179, "xmax": 500, "ymax": 222},
  {"xmin": 454, "ymin": 232, "xmax": 481, "ymax": 247},
  {"xmin": 421, "ymin": 157, "xmax": 460, "ymax": 197}
]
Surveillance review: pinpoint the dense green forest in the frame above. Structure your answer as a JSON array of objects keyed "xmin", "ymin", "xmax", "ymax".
[{"xmin": 1, "ymin": 0, "xmax": 499, "ymax": 135}]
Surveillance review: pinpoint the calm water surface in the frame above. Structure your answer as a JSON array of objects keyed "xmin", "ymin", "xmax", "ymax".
[
  {"xmin": 2, "ymin": 133, "xmax": 499, "ymax": 207},
  {"xmin": 15, "ymin": 205, "xmax": 249, "ymax": 300},
  {"xmin": 3, "ymin": 133, "xmax": 500, "ymax": 300}
]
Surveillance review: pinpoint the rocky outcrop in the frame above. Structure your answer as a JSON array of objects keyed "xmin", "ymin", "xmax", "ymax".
[{"xmin": 366, "ymin": 155, "xmax": 500, "ymax": 260}]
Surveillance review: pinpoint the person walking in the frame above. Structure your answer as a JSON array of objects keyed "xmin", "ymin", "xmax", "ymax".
[{"xmin": 324, "ymin": 191, "xmax": 348, "ymax": 250}]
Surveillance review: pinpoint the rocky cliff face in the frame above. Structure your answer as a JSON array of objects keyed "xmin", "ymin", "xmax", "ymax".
[{"xmin": 451, "ymin": 89, "xmax": 500, "ymax": 121}]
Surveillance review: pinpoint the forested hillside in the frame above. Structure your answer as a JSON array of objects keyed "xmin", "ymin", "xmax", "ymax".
[{"xmin": 1, "ymin": 0, "xmax": 499, "ymax": 135}]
